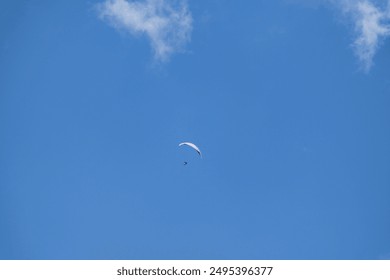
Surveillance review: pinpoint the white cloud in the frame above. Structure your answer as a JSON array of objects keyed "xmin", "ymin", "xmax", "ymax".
[
  {"xmin": 96, "ymin": 0, "xmax": 192, "ymax": 61},
  {"xmin": 333, "ymin": 0, "xmax": 390, "ymax": 72}
]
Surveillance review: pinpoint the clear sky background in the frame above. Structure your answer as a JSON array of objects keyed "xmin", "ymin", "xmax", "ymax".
[{"xmin": 1, "ymin": 0, "xmax": 390, "ymax": 259}]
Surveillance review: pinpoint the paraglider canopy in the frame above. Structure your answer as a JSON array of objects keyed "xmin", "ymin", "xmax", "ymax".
[{"xmin": 178, "ymin": 142, "xmax": 202, "ymax": 158}]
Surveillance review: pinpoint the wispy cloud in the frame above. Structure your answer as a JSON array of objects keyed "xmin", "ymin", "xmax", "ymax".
[
  {"xmin": 332, "ymin": 0, "xmax": 390, "ymax": 72},
  {"xmin": 96, "ymin": 0, "xmax": 192, "ymax": 62}
]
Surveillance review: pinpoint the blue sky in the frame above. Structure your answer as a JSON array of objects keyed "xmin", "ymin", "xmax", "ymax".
[{"xmin": 1, "ymin": 0, "xmax": 390, "ymax": 259}]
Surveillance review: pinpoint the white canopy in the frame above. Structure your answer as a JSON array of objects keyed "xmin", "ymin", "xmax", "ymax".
[{"xmin": 179, "ymin": 142, "xmax": 202, "ymax": 157}]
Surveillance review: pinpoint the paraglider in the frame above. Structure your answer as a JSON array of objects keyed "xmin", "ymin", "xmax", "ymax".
[{"xmin": 179, "ymin": 142, "xmax": 202, "ymax": 165}]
